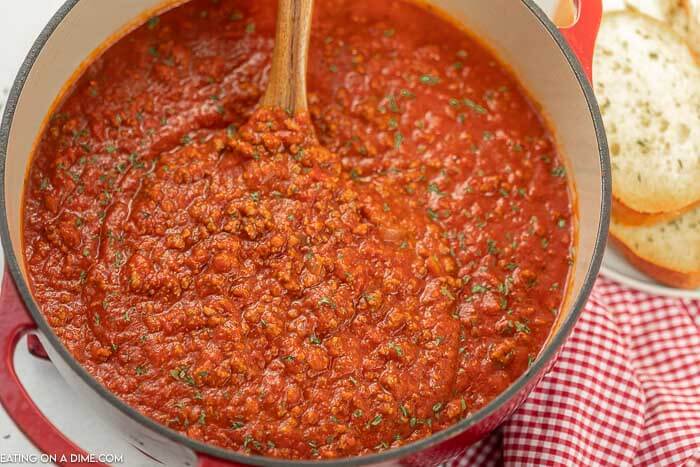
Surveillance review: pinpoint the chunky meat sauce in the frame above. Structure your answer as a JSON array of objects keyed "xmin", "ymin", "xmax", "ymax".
[{"xmin": 23, "ymin": 0, "xmax": 573, "ymax": 459}]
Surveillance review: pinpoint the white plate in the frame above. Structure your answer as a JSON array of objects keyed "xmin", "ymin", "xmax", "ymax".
[{"xmin": 601, "ymin": 245, "xmax": 700, "ymax": 299}]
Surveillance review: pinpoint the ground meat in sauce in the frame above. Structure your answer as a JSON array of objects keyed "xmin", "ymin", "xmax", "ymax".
[{"xmin": 22, "ymin": 0, "xmax": 573, "ymax": 460}]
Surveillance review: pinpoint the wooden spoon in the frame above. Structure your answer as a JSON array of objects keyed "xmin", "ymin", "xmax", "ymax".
[{"xmin": 260, "ymin": 0, "xmax": 315, "ymax": 115}]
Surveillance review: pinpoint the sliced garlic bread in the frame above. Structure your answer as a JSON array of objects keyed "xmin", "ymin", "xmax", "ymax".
[
  {"xmin": 594, "ymin": 11, "xmax": 700, "ymax": 218},
  {"xmin": 604, "ymin": 0, "xmax": 700, "ymax": 55},
  {"xmin": 626, "ymin": 0, "xmax": 688, "ymax": 32},
  {"xmin": 610, "ymin": 207, "xmax": 700, "ymax": 289}
]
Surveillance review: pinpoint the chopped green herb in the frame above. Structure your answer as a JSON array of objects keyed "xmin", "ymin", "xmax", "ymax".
[
  {"xmin": 243, "ymin": 435, "xmax": 261, "ymax": 450},
  {"xmin": 394, "ymin": 131, "xmax": 404, "ymax": 150},
  {"xmin": 552, "ymin": 166, "xmax": 566, "ymax": 177},
  {"xmin": 427, "ymin": 182, "xmax": 445, "ymax": 196},
  {"xmin": 387, "ymin": 94, "xmax": 400, "ymax": 113},
  {"xmin": 388, "ymin": 342, "xmax": 403, "ymax": 357},
  {"xmin": 487, "ymin": 239, "xmax": 499, "ymax": 255},
  {"xmin": 440, "ymin": 286, "xmax": 455, "ymax": 300},
  {"xmin": 170, "ymin": 367, "xmax": 196, "ymax": 386},
  {"xmin": 375, "ymin": 441, "xmax": 389, "ymax": 450},
  {"xmin": 419, "ymin": 74, "xmax": 440, "ymax": 85},
  {"xmin": 463, "ymin": 98, "xmax": 487, "ymax": 114}
]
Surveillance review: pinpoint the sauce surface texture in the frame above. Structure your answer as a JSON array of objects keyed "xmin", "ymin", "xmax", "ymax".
[{"xmin": 23, "ymin": 0, "xmax": 573, "ymax": 459}]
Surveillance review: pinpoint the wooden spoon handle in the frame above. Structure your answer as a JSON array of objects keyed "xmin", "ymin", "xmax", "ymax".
[{"xmin": 261, "ymin": 0, "xmax": 314, "ymax": 114}]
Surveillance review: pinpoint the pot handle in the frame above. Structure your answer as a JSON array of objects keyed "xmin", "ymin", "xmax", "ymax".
[
  {"xmin": 558, "ymin": 0, "xmax": 602, "ymax": 81},
  {"xmin": 0, "ymin": 270, "xmax": 108, "ymax": 467}
]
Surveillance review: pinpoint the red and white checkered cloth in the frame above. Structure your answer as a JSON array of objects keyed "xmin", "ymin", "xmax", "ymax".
[{"xmin": 452, "ymin": 277, "xmax": 700, "ymax": 466}]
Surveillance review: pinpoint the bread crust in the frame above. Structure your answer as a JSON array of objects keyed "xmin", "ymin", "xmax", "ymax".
[
  {"xmin": 609, "ymin": 234, "xmax": 700, "ymax": 289},
  {"xmin": 681, "ymin": 0, "xmax": 700, "ymax": 56},
  {"xmin": 613, "ymin": 196, "xmax": 700, "ymax": 226}
]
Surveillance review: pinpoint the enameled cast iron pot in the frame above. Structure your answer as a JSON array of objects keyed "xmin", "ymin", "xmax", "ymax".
[{"xmin": 0, "ymin": 0, "xmax": 610, "ymax": 465}]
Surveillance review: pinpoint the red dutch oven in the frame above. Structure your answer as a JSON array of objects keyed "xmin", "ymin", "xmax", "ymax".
[{"xmin": 0, "ymin": 0, "xmax": 610, "ymax": 466}]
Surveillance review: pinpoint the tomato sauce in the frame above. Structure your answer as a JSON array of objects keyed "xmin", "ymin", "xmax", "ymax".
[{"xmin": 22, "ymin": 0, "xmax": 573, "ymax": 459}]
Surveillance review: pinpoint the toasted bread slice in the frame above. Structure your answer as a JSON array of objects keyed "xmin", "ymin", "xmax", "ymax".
[
  {"xmin": 610, "ymin": 207, "xmax": 700, "ymax": 289},
  {"xmin": 604, "ymin": 0, "xmax": 700, "ymax": 54},
  {"xmin": 594, "ymin": 12, "xmax": 700, "ymax": 217},
  {"xmin": 610, "ymin": 208, "xmax": 700, "ymax": 289},
  {"xmin": 625, "ymin": 0, "xmax": 689, "ymax": 33}
]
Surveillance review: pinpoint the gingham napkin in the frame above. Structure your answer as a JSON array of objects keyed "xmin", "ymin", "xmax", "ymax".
[{"xmin": 452, "ymin": 277, "xmax": 700, "ymax": 466}]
